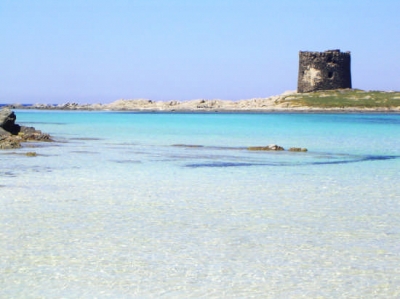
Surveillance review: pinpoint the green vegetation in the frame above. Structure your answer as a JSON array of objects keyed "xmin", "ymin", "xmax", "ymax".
[{"xmin": 279, "ymin": 89, "xmax": 400, "ymax": 109}]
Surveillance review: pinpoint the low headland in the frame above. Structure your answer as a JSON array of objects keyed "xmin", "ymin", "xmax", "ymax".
[{"xmin": 5, "ymin": 89, "xmax": 400, "ymax": 113}]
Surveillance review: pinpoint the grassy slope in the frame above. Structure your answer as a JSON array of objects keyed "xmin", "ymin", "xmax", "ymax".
[{"xmin": 277, "ymin": 89, "xmax": 400, "ymax": 109}]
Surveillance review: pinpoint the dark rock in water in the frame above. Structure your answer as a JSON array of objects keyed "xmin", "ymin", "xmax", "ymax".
[
  {"xmin": 19, "ymin": 126, "xmax": 52, "ymax": 141},
  {"xmin": 248, "ymin": 144, "xmax": 308, "ymax": 152},
  {"xmin": 0, "ymin": 108, "xmax": 20, "ymax": 134},
  {"xmin": 248, "ymin": 144, "xmax": 285, "ymax": 151},
  {"xmin": 288, "ymin": 147, "xmax": 308, "ymax": 152},
  {"xmin": 0, "ymin": 108, "xmax": 53, "ymax": 149}
]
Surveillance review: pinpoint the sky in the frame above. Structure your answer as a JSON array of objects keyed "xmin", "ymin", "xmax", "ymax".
[{"xmin": 1, "ymin": 0, "xmax": 399, "ymax": 104}]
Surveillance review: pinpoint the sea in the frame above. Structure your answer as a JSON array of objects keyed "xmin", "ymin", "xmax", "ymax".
[{"xmin": 1, "ymin": 110, "xmax": 400, "ymax": 298}]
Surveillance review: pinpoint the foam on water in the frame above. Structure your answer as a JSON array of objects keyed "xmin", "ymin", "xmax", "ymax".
[{"xmin": 1, "ymin": 111, "xmax": 400, "ymax": 298}]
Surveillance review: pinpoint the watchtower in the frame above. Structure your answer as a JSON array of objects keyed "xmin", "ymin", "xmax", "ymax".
[{"xmin": 297, "ymin": 50, "xmax": 351, "ymax": 93}]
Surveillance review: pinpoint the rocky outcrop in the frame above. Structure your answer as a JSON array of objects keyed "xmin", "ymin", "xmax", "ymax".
[
  {"xmin": 288, "ymin": 147, "xmax": 308, "ymax": 152},
  {"xmin": 0, "ymin": 108, "xmax": 20, "ymax": 134},
  {"xmin": 0, "ymin": 127, "xmax": 10, "ymax": 138},
  {"xmin": 0, "ymin": 108, "xmax": 53, "ymax": 149},
  {"xmin": 248, "ymin": 144, "xmax": 285, "ymax": 151},
  {"xmin": 247, "ymin": 144, "xmax": 308, "ymax": 152},
  {"xmin": 0, "ymin": 135, "xmax": 21, "ymax": 149}
]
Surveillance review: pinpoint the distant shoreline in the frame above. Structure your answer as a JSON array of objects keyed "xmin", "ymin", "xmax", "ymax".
[
  {"xmin": 3, "ymin": 89, "xmax": 400, "ymax": 113},
  {"xmin": 9, "ymin": 108, "xmax": 400, "ymax": 114},
  {"xmin": 5, "ymin": 105, "xmax": 400, "ymax": 114}
]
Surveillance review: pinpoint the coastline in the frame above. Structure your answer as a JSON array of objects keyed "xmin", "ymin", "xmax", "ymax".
[{"xmin": 4, "ymin": 89, "xmax": 400, "ymax": 113}]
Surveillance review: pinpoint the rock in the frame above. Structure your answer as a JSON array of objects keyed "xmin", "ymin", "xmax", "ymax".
[
  {"xmin": 288, "ymin": 147, "xmax": 308, "ymax": 152},
  {"xmin": 248, "ymin": 144, "xmax": 285, "ymax": 151},
  {"xmin": 0, "ymin": 108, "xmax": 53, "ymax": 150},
  {"xmin": 0, "ymin": 108, "xmax": 13, "ymax": 126},
  {"xmin": 18, "ymin": 126, "xmax": 36, "ymax": 134},
  {"xmin": 57, "ymin": 102, "xmax": 79, "ymax": 109},
  {"xmin": 31, "ymin": 132, "xmax": 52, "ymax": 141},
  {"xmin": 196, "ymin": 100, "xmax": 222, "ymax": 109},
  {"xmin": 0, "ymin": 127, "xmax": 11, "ymax": 138},
  {"xmin": 18, "ymin": 126, "xmax": 52, "ymax": 142},
  {"xmin": 31, "ymin": 103, "xmax": 54, "ymax": 109},
  {"xmin": 26, "ymin": 152, "xmax": 37, "ymax": 157},
  {"xmin": 0, "ymin": 108, "xmax": 20, "ymax": 134},
  {"xmin": 169, "ymin": 100, "xmax": 180, "ymax": 106},
  {"xmin": 0, "ymin": 136, "xmax": 21, "ymax": 149}
]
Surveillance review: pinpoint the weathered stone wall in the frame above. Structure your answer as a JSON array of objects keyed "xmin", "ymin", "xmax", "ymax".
[{"xmin": 297, "ymin": 50, "xmax": 351, "ymax": 93}]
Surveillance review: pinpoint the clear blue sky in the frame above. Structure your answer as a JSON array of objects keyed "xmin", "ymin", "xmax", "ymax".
[{"xmin": 1, "ymin": 0, "xmax": 399, "ymax": 104}]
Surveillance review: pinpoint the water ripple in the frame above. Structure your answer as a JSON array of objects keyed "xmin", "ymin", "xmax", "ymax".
[{"xmin": 185, "ymin": 155, "xmax": 400, "ymax": 168}]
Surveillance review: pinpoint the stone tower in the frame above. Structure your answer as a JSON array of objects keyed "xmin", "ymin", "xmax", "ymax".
[{"xmin": 297, "ymin": 49, "xmax": 351, "ymax": 93}]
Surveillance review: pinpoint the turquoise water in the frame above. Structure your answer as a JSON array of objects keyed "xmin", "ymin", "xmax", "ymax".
[{"xmin": 1, "ymin": 111, "xmax": 400, "ymax": 298}]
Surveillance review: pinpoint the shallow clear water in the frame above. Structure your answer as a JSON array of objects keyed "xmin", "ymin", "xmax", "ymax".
[{"xmin": 1, "ymin": 111, "xmax": 400, "ymax": 298}]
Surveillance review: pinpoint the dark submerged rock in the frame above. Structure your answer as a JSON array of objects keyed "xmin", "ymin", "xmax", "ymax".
[
  {"xmin": 288, "ymin": 147, "xmax": 308, "ymax": 152},
  {"xmin": 247, "ymin": 144, "xmax": 309, "ymax": 152}
]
